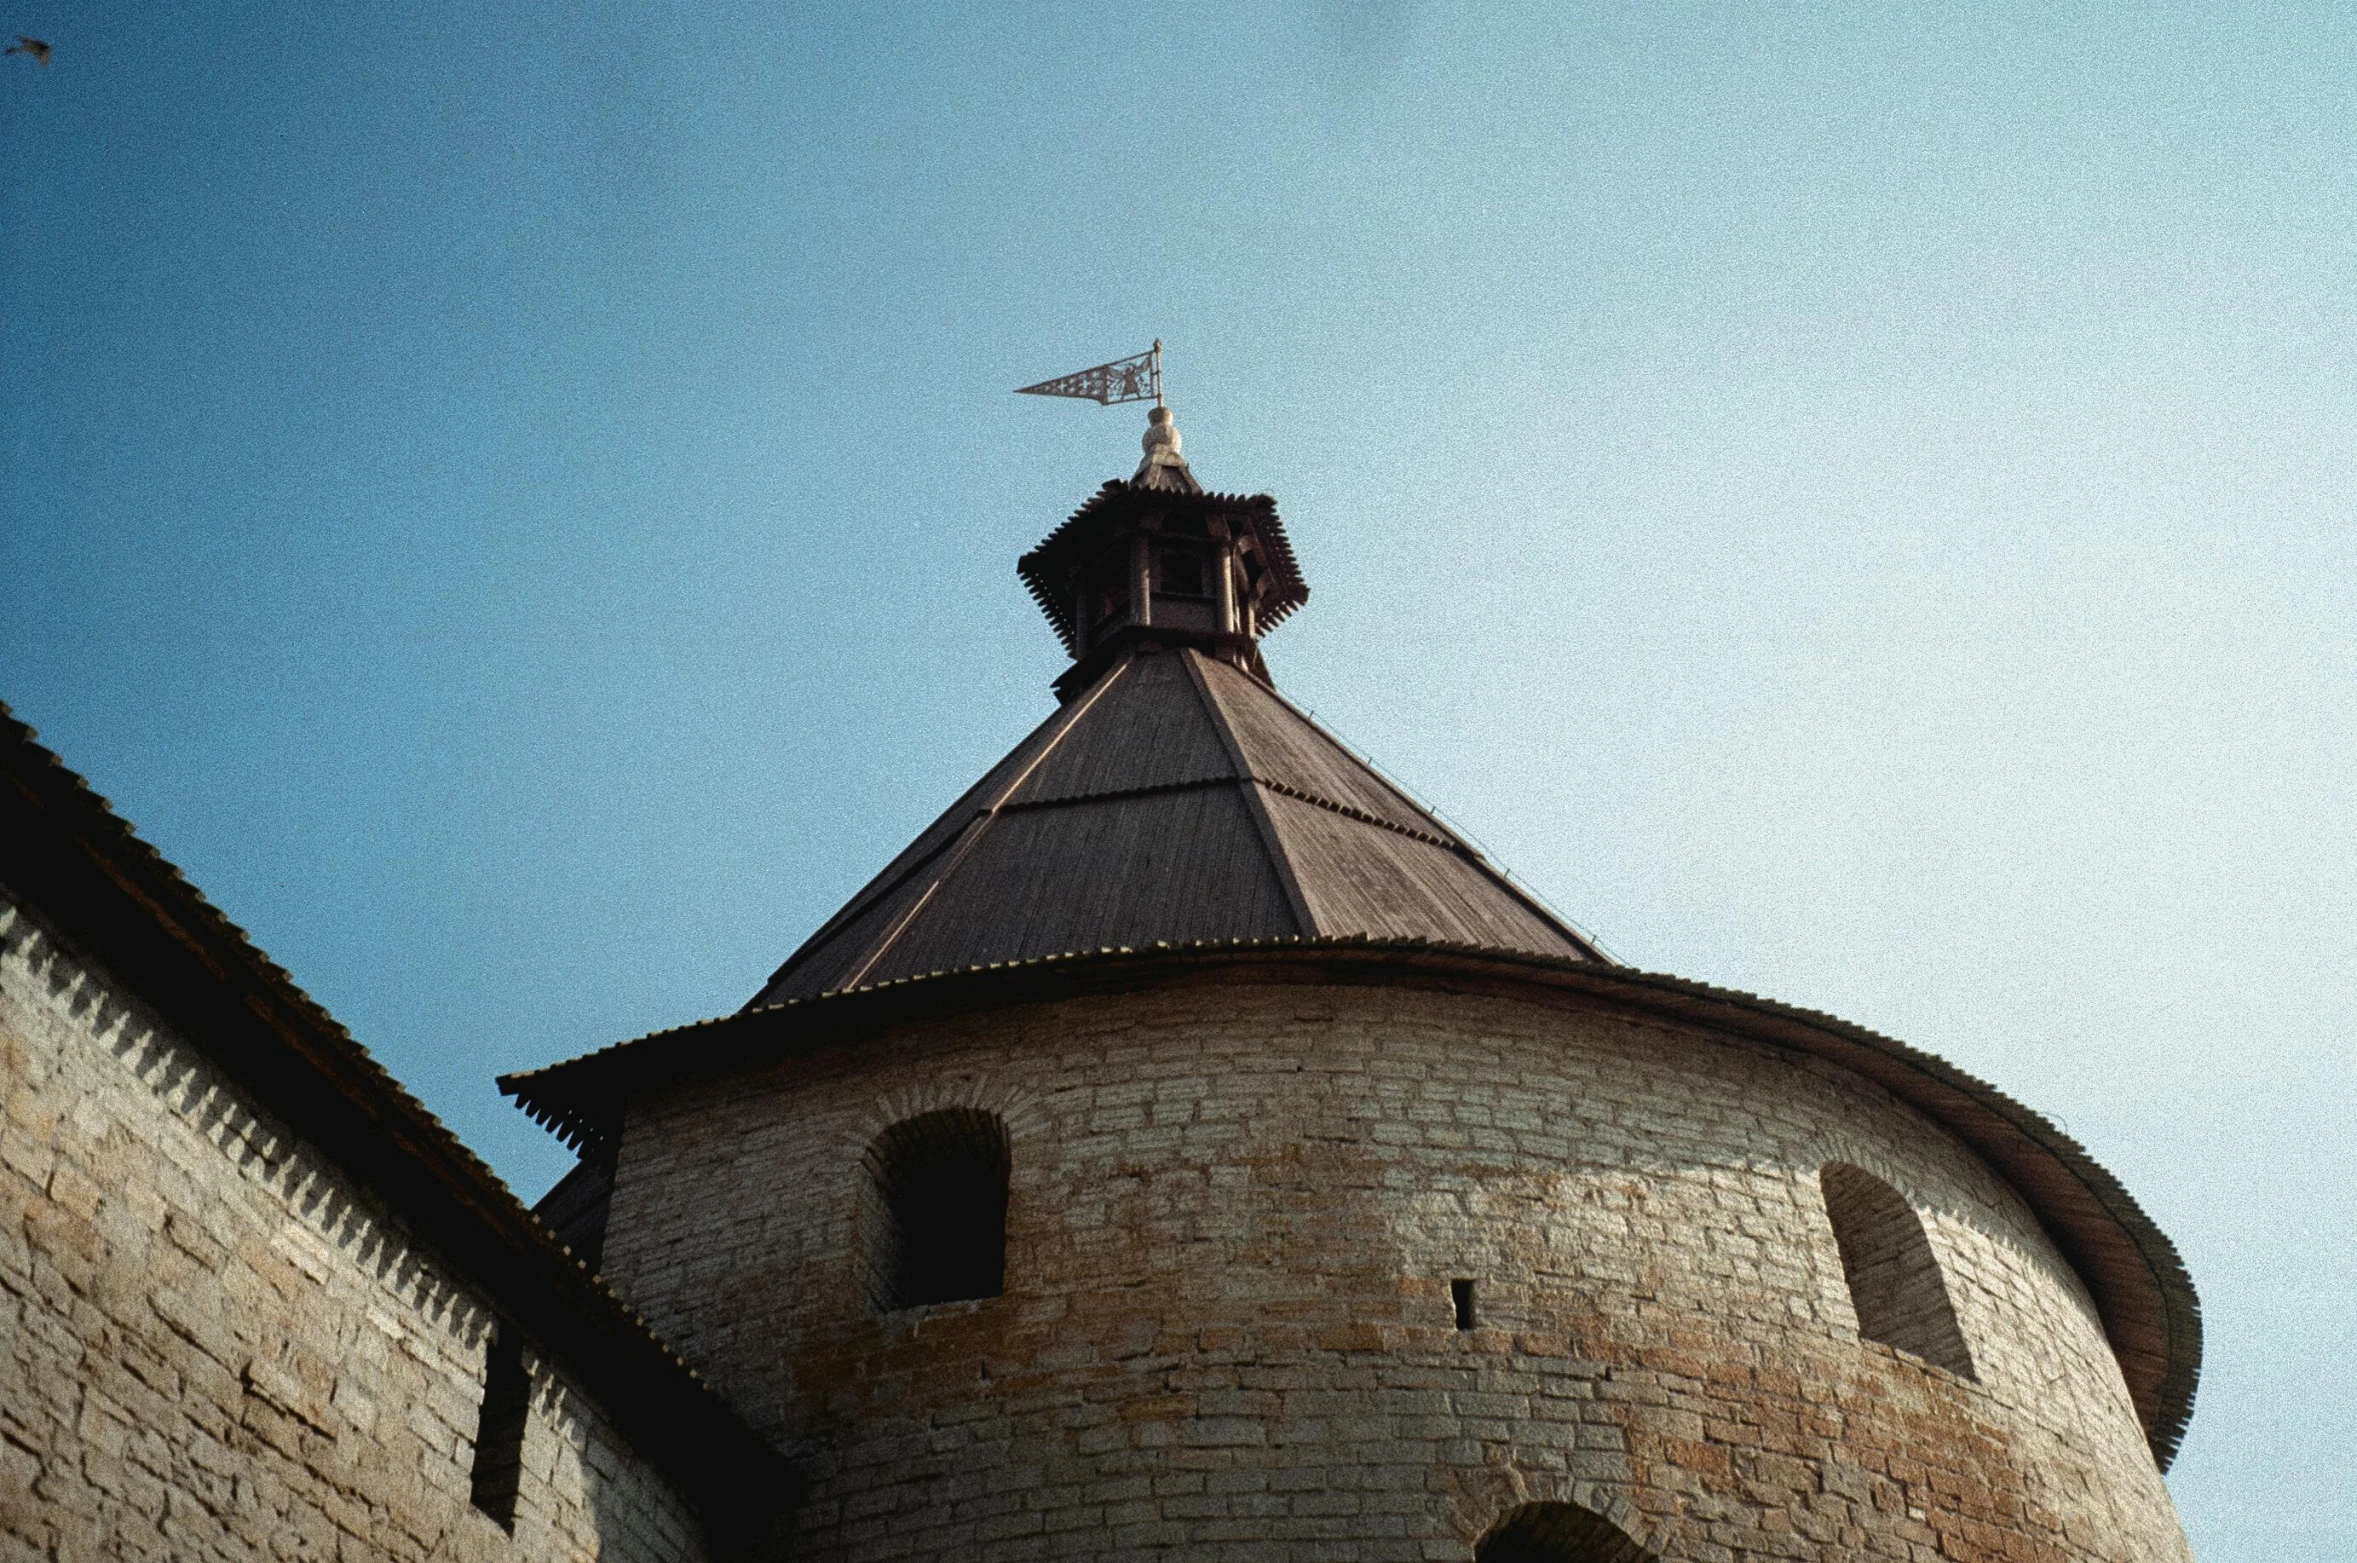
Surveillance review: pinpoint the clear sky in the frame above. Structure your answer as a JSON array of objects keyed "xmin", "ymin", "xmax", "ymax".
[{"xmin": 4, "ymin": 3, "xmax": 2349, "ymax": 1556}]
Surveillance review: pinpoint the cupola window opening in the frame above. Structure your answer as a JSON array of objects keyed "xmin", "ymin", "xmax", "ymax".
[
  {"xmin": 1155, "ymin": 546, "xmax": 1207, "ymax": 599},
  {"xmin": 1819, "ymin": 1161, "xmax": 1978, "ymax": 1379},
  {"xmin": 860, "ymin": 1109, "xmax": 1012, "ymax": 1313},
  {"xmin": 1474, "ymin": 1500, "xmax": 1658, "ymax": 1563}
]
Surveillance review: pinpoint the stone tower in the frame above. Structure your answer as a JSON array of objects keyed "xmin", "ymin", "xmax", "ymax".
[{"xmin": 506, "ymin": 414, "xmax": 2200, "ymax": 1562}]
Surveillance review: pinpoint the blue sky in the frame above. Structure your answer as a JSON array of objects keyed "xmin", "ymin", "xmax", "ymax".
[{"xmin": 4, "ymin": 3, "xmax": 2350, "ymax": 1555}]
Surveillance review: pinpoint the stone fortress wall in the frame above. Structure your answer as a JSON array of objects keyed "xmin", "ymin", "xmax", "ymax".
[
  {"xmin": 0, "ymin": 892, "xmax": 711, "ymax": 1563},
  {"xmin": 600, "ymin": 979, "xmax": 2191, "ymax": 1563}
]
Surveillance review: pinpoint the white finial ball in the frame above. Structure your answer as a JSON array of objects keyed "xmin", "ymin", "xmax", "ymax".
[{"xmin": 1143, "ymin": 404, "xmax": 1181, "ymax": 458}]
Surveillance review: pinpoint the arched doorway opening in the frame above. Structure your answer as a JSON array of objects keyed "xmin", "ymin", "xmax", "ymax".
[{"xmin": 1474, "ymin": 1500, "xmax": 1657, "ymax": 1563}]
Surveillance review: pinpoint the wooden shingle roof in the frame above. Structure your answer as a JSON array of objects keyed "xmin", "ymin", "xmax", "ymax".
[{"xmin": 749, "ymin": 647, "xmax": 1604, "ymax": 1006}]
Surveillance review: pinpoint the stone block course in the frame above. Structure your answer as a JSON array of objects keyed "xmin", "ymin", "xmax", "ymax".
[
  {"xmin": 0, "ymin": 895, "xmax": 709, "ymax": 1563},
  {"xmin": 602, "ymin": 981, "xmax": 2190, "ymax": 1563}
]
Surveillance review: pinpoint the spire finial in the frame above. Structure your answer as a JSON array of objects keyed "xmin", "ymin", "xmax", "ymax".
[
  {"xmin": 1012, "ymin": 340, "xmax": 1203, "ymax": 492},
  {"xmin": 1134, "ymin": 400, "xmax": 1198, "ymax": 492}
]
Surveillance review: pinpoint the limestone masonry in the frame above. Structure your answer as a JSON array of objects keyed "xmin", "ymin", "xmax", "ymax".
[
  {"xmin": 4, "ymin": 417, "xmax": 2199, "ymax": 1560},
  {"xmin": 598, "ymin": 978, "xmax": 2188, "ymax": 1561},
  {"xmin": 0, "ymin": 893, "xmax": 710, "ymax": 1563}
]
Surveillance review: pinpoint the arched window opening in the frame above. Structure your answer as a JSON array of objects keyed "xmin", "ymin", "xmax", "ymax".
[
  {"xmin": 861, "ymin": 1108, "xmax": 1011, "ymax": 1313},
  {"xmin": 1475, "ymin": 1501, "xmax": 1657, "ymax": 1563},
  {"xmin": 1819, "ymin": 1162, "xmax": 1977, "ymax": 1379}
]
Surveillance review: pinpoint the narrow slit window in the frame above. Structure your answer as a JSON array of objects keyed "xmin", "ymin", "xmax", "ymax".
[
  {"xmin": 1818, "ymin": 1162, "xmax": 1977, "ymax": 1379},
  {"xmin": 861, "ymin": 1108, "xmax": 1012, "ymax": 1314},
  {"xmin": 1451, "ymin": 1278, "xmax": 1477, "ymax": 1331},
  {"xmin": 469, "ymin": 1323, "xmax": 530, "ymax": 1530}
]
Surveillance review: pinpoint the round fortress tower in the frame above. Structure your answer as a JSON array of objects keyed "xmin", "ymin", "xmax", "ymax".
[{"xmin": 505, "ymin": 413, "xmax": 2199, "ymax": 1562}]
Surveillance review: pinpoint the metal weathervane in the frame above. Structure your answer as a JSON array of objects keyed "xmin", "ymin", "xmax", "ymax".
[{"xmin": 1015, "ymin": 340, "xmax": 1164, "ymax": 408}]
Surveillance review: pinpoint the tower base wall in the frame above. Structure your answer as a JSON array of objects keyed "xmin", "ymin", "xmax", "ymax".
[{"xmin": 603, "ymin": 980, "xmax": 2191, "ymax": 1563}]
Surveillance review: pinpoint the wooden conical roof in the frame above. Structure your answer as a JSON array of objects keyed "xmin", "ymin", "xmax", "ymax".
[{"xmin": 749, "ymin": 647, "xmax": 1603, "ymax": 1006}]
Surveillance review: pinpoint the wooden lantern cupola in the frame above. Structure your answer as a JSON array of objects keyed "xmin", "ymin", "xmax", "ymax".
[{"xmin": 1018, "ymin": 406, "xmax": 1309, "ymax": 701}]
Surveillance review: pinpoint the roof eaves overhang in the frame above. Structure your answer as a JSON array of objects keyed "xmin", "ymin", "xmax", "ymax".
[
  {"xmin": 0, "ymin": 706, "xmax": 794, "ymax": 1543},
  {"xmin": 500, "ymin": 936, "xmax": 2199, "ymax": 1471}
]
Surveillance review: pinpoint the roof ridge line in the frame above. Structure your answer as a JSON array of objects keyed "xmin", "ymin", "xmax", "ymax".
[
  {"xmin": 1179, "ymin": 649, "xmax": 1314, "ymax": 936},
  {"xmin": 835, "ymin": 656, "xmax": 1139, "ymax": 990},
  {"xmin": 1246, "ymin": 680, "xmax": 1615, "ymax": 964},
  {"xmin": 749, "ymin": 690, "xmax": 1098, "ymax": 999},
  {"xmin": 753, "ymin": 824, "xmax": 974, "ymax": 996}
]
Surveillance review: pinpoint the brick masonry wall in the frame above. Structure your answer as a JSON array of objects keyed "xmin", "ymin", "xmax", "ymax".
[
  {"xmin": 1817, "ymin": 1164, "xmax": 1975, "ymax": 1380},
  {"xmin": 600, "ymin": 979, "xmax": 2193, "ymax": 1563},
  {"xmin": 0, "ymin": 893, "xmax": 710, "ymax": 1563}
]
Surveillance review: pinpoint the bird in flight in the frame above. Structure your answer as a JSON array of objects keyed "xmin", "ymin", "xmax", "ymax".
[{"xmin": 6, "ymin": 36, "xmax": 51, "ymax": 65}]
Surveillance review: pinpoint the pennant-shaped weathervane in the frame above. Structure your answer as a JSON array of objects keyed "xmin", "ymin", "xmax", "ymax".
[{"xmin": 1015, "ymin": 341, "xmax": 1162, "ymax": 407}]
